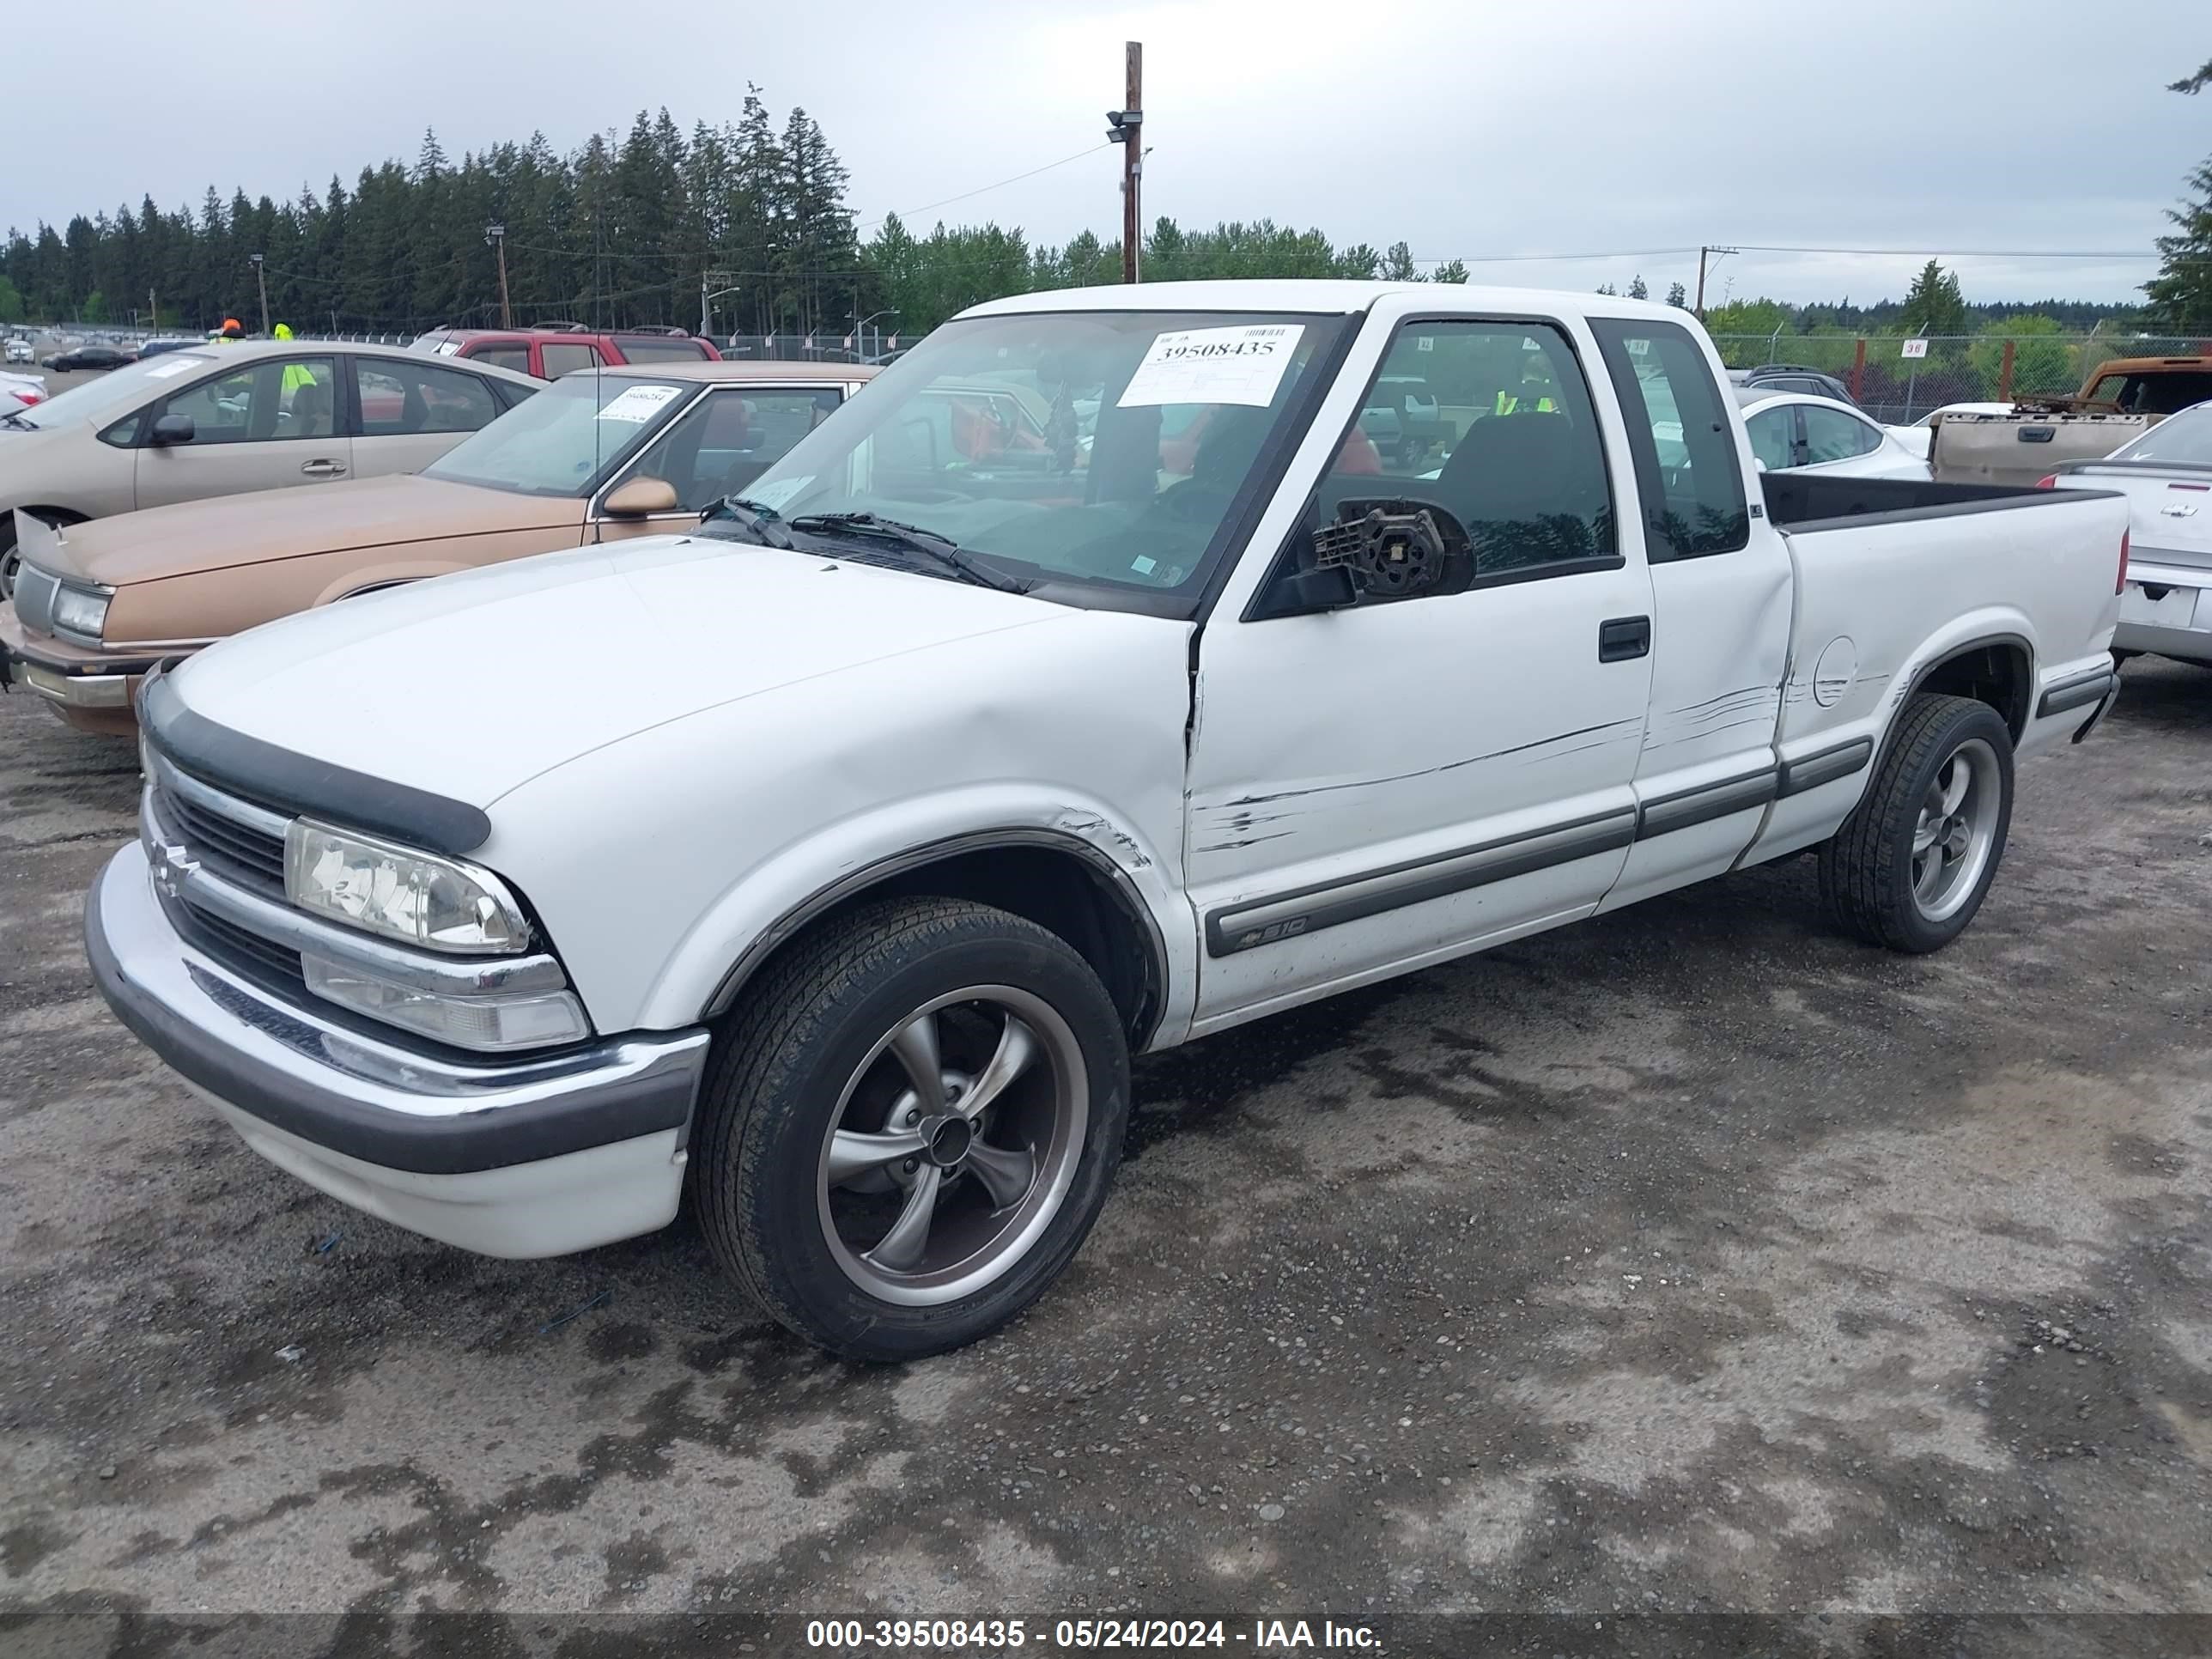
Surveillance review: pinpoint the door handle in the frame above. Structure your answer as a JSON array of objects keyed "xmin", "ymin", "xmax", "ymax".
[
  {"xmin": 1598, "ymin": 615, "xmax": 1651, "ymax": 662},
  {"xmin": 300, "ymin": 459, "xmax": 347, "ymax": 477}
]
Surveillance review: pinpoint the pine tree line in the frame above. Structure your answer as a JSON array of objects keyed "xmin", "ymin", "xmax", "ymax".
[{"xmin": 0, "ymin": 94, "xmax": 857, "ymax": 337}]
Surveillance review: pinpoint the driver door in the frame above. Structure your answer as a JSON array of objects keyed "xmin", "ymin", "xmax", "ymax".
[
  {"xmin": 134, "ymin": 356, "xmax": 349, "ymax": 509},
  {"xmin": 1184, "ymin": 316, "xmax": 1655, "ymax": 1030}
]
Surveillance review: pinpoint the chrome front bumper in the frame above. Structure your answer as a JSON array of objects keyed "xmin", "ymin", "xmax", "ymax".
[{"xmin": 87, "ymin": 842, "xmax": 711, "ymax": 1256}]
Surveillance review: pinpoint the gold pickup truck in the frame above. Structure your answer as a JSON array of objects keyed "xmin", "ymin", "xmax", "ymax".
[{"xmin": 1930, "ymin": 356, "xmax": 2212, "ymax": 487}]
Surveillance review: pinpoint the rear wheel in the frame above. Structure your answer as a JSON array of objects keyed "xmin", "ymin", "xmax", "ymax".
[
  {"xmin": 1819, "ymin": 694, "xmax": 2014, "ymax": 953},
  {"xmin": 693, "ymin": 897, "xmax": 1130, "ymax": 1360}
]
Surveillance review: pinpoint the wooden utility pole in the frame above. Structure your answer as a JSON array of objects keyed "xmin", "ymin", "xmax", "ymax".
[
  {"xmin": 1693, "ymin": 245, "xmax": 1737, "ymax": 319},
  {"xmin": 487, "ymin": 225, "xmax": 512, "ymax": 328},
  {"xmin": 248, "ymin": 253, "xmax": 270, "ymax": 335},
  {"xmin": 1108, "ymin": 43, "xmax": 1144, "ymax": 283}
]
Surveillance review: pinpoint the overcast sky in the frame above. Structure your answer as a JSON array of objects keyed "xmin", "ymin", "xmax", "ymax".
[{"xmin": 13, "ymin": 0, "xmax": 2209, "ymax": 307}]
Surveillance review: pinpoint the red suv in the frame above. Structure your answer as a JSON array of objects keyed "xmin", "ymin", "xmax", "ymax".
[{"xmin": 412, "ymin": 325, "xmax": 720, "ymax": 380}]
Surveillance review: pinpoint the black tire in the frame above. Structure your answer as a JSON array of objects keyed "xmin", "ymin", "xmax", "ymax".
[
  {"xmin": 693, "ymin": 896, "xmax": 1131, "ymax": 1361},
  {"xmin": 1818, "ymin": 693, "xmax": 2014, "ymax": 953}
]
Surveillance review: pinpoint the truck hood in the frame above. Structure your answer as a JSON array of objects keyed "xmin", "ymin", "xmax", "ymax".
[
  {"xmin": 47, "ymin": 474, "xmax": 580, "ymax": 587},
  {"xmin": 168, "ymin": 534, "xmax": 1067, "ymax": 807}
]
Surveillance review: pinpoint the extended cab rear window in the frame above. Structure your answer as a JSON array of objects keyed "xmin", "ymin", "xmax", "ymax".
[{"xmin": 1589, "ymin": 319, "xmax": 1750, "ymax": 561}]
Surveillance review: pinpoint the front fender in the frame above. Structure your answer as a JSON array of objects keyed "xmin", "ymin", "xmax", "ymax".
[{"xmin": 632, "ymin": 783, "xmax": 1196, "ymax": 1044}]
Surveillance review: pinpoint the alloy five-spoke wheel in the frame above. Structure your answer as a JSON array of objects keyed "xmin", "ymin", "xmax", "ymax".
[
  {"xmin": 694, "ymin": 896, "xmax": 1130, "ymax": 1360},
  {"xmin": 817, "ymin": 986, "xmax": 1088, "ymax": 1304},
  {"xmin": 1908, "ymin": 737, "xmax": 2002, "ymax": 923},
  {"xmin": 1820, "ymin": 692, "xmax": 2014, "ymax": 954}
]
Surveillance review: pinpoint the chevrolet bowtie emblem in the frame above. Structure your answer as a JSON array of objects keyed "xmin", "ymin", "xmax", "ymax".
[{"xmin": 149, "ymin": 840, "xmax": 198, "ymax": 899}]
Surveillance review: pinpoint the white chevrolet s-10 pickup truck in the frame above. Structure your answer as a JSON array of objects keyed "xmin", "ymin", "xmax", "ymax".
[{"xmin": 87, "ymin": 282, "xmax": 2130, "ymax": 1358}]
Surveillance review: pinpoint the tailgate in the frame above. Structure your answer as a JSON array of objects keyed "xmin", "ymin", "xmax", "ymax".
[
  {"xmin": 1932, "ymin": 412, "xmax": 2149, "ymax": 488},
  {"xmin": 1773, "ymin": 489, "xmax": 2125, "ymax": 756}
]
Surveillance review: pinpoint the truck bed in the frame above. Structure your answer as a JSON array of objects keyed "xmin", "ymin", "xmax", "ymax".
[{"xmin": 1759, "ymin": 471, "xmax": 2104, "ymax": 532}]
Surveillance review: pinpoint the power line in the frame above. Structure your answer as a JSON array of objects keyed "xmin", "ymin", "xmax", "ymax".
[
  {"xmin": 1730, "ymin": 243, "xmax": 2161, "ymax": 260},
  {"xmin": 855, "ymin": 143, "xmax": 1115, "ymax": 234},
  {"xmin": 1408, "ymin": 246, "xmax": 1700, "ymax": 265}
]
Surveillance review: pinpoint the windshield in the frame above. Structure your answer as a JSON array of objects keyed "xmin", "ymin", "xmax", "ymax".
[
  {"xmin": 423, "ymin": 374, "xmax": 693, "ymax": 496},
  {"xmin": 2110, "ymin": 404, "xmax": 2212, "ymax": 466},
  {"xmin": 711, "ymin": 308, "xmax": 1350, "ymax": 607},
  {"xmin": 12, "ymin": 353, "xmax": 216, "ymax": 429}
]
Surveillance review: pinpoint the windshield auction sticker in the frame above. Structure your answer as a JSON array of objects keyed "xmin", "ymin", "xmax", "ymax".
[
  {"xmin": 597, "ymin": 384, "xmax": 685, "ymax": 422},
  {"xmin": 1118, "ymin": 324, "xmax": 1305, "ymax": 409}
]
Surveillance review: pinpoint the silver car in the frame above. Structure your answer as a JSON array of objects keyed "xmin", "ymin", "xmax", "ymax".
[{"xmin": 0, "ymin": 339, "xmax": 539, "ymax": 599}]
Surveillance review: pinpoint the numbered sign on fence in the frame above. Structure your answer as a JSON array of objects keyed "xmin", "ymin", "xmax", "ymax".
[{"xmin": 1900, "ymin": 337, "xmax": 1929, "ymax": 359}]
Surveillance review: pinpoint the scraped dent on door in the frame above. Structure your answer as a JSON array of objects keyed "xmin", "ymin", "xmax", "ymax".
[{"xmin": 1203, "ymin": 717, "xmax": 1645, "ymax": 811}]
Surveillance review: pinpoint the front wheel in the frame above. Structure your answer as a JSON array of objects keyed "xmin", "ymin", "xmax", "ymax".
[
  {"xmin": 693, "ymin": 897, "xmax": 1131, "ymax": 1360},
  {"xmin": 1818, "ymin": 693, "xmax": 2014, "ymax": 953}
]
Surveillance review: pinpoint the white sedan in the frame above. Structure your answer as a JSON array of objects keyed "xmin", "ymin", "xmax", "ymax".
[
  {"xmin": 0, "ymin": 368, "xmax": 44, "ymax": 410},
  {"xmin": 1883, "ymin": 401, "xmax": 2016, "ymax": 461},
  {"xmin": 1737, "ymin": 389, "xmax": 1930, "ymax": 481}
]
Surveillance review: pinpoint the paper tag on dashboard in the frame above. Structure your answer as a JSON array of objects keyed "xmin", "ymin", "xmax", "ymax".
[
  {"xmin": 144, "ymin": 358, "xmax": 199, "ymax": 379},
  {"xmin": 745, "ymin": 475, "xmax": 812, "ymax": 511},
  {"xmin": 1118, "ymin": 324, "xmax": 1304, "ymax": 409},
  {"xmin": 597, "ymin": 384, "xmax": 684, "ymax": 422}
]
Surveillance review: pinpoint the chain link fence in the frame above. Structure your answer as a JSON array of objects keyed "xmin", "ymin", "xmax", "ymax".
[{"xmin": 1707, "ymin": 332, "xmax": 2212, "ymax": 425}]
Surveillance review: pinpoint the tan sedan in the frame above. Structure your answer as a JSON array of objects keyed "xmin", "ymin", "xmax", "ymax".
[
  {"xmin": 0, "ymin": 361, "xmax": 873, "ymax": 733},
  {"xmin": 0, "ymin": 339, "xmax": 541, "ymax": 600}
]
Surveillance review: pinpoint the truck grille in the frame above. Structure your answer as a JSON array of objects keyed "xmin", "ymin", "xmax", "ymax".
[
  {"xmin": 166, "ymin": 892, "xmax": 307, "ymax": 991},
  {"xmin": 143, "ymin": 758, "xmax": 301, "ymax": 989},
  {"xmin": 155, "ymin": 786, "xmax": 288, "ymax": 890}
]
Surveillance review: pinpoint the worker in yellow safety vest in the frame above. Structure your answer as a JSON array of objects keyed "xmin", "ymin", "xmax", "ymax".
[
  {"xmin": 210, "ymin": 317, "xmax": 245, "ymax": 344},
  {"xmin": 272, "ymin": 324, "xmax": 317, "ymax": 392},
  {"xmin": 1494, "ymin": 356, "xmax": 1559, "ymax": 416}
]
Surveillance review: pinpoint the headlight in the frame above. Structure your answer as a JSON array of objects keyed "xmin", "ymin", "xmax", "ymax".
[
  {"xmin": 284, "ymin": 820, "xmax": 531, "ymax": 954},
  {"xmin": 49, "ymin": 585, "xmax": 110, "ymax": 644}
]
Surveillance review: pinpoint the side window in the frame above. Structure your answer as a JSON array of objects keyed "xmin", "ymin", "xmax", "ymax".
[
  {"xmin": 627, "ymin": 386, "xmax": 844, "ymax": 511},
  {"xmin": 1802, "ymin": 405, "xmax": 1881, "ymax": 464},
  {"xmin": 614, "ymin": 337, "xmax": 716, "ymax": 365},
  {"xmin": 473, "ymin": 344, "xmax": 532, "ymax": 375},
  {"xmin": 1746, "ymin": 406, "xmax": 1797, "ymax": 471},
  {"xmin": 1589, "ymin": 319, "xmax": 1750, "ymax": 561},
  {"xmin": 161, "ymin": 357, "xmax": 338, "ymax": 445},
  {"xmin": 356, "ymin": 360, "xmax": 500, "ymax": 437},
  {"xmin": 1320, "ymin": 319, "xmax": 1616, "ymax": 586},
  {"xmin": 540, "ymin": 343, "xmax": 602, "ymax": 379}
]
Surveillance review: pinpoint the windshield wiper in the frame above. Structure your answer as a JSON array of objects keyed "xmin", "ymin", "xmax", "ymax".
[
  {"xmin": 700, "ymin": 494, "xmax": 794, "ymax": 550},
  {"xmin": 0, "ymin": 413, "xmax": 35, "ymax": 432},
  {"xmin": 786, "ymin": 512, "xmax": 1028, "ymax": 593}
]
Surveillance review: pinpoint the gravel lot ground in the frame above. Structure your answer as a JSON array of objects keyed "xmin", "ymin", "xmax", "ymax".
[{"xmin": 1, "ymin": 660, "xmax": 2209, "ymax": 1650}]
